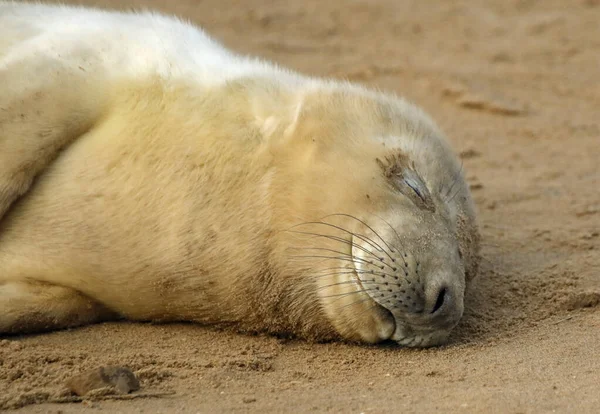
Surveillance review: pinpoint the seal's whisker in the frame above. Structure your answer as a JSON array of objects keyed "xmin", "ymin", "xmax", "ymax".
[
  {"xmin": 310, "ymin": 267, "xmax": 400, "ymax": 279},
  {"xmin": 287, "ymin": 255, "xmax": 372, "ymax": 267},
  {"xmin": 315, "ymin": 279, "xmax": 395, "ymax": 291},
  {"xmin": 306, "ymin": 265, "xmax": 403, "ymax": 279},
  {"xmin": 443, "ymin": 160, "xmax": 463, "ymax": 202},
  {"xmin": 288, "ymin": 247, "xmax": 353, "ymax": 257},
  {"xmin": 309, "ymin": 271, "xmax": 363, "ymax": 280},
  {"xmin": 288, "ymin": 246, "xmax": 398, "ymax": 271},
  {"xmin": 288, "ymin": 254, "xmax": 367, "ymax": 263},
  {"xmin": 289, "ymin": 221, "xmax": 386, "ymax": 258},
  {"xmin": 320, "ymin": 287, "xmax": 379, "ymax": 299},
  {"xmin": 286, "ymin": 230, "xmax": 384, "ymax": 262},
  {"xmin": 371, "ymin": 213, "xmax": 410, "ymax": 268},
  {"xmin": 310, "ymin": 270, "xmax": 400, "ymax": 282},
  {"xmin": 303, "ymin": 266, "xmax": 355, "ymax": 274},
  {"xmin": 321, "ymin": 213, "xmax": 397, "ymax": 261},
  {"xmin": 328, "ymin": 291, "xmax": 378, "ymax": 306},
  {"xmin": 447, "ymin": 179, "xmax": 464, "ymax": 204},
  {"xmin": 337, "ymin": 296, "xmax": 376, "ymax": 310}
]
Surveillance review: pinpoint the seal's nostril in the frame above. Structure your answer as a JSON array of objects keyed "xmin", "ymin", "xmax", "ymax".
[{"xmin": 431, "ymin": 287, "xmax": 447, "ymax": 314}]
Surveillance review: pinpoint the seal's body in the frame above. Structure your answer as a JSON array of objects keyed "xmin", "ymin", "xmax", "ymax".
[{"xmin": 0, "ymin": 2, "xmax": 479, "ymax": 347}]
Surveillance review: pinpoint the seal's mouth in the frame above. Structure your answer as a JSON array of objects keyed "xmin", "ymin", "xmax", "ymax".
[
  {"xmin": 347, "ymin": 231, "xmax": 463, "ymax": 348},
  {"xmin": 349, "ymin": 267, "xmax": 447, "ymax": 347},
  {"xmin": 349, "ymin": 250, "xmax": 455, "ymax": 348},
  {"xmin": 361, "ymin": 297, "xmax": 452, "ymax": 347}
]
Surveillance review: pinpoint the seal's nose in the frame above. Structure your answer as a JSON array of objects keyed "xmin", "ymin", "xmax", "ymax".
[
  {"xmin": 390, "ymin": 280, "xmax": 464, "ymax": 346},
  {"xmin": 420, "ymin": 282, "xmax": 463, "ymax": 328},
  {"xmin": 429, "ymin": 286, "xmax": 448, "ymax": 314}
]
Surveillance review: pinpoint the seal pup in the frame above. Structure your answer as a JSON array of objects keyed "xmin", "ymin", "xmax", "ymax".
[{"xmin": 0, "ymin": 2, "xmax": 480, "ymax": 347}]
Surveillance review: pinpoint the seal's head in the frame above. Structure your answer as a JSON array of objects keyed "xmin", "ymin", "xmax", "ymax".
[{"xmin": 260, "ymin": 82, "xmax": 480, "ymax": 347}]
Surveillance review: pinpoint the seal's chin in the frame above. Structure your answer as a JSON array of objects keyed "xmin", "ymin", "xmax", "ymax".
[
  {"xmin": 369, "ymin": 301, "xmax": 453, "ymax": 347},
  {"xmin": 391, "ymin": 324, "xmax": 452, "ymax": 348}
]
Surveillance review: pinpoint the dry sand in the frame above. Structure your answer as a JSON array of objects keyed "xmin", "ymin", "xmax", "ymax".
[{"xmin": 1, "ymin": 0, "xmax": 599, "ymax": 412}]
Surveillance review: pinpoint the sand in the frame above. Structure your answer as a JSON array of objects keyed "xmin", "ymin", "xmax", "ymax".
[{"xmin": 1, "ymin": 0, "xmax": 599, "ymax": 412}]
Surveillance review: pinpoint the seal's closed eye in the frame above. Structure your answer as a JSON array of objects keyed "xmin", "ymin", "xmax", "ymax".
[
  {"xmin": 402, "ymin": 170, "xmax": 428, "ymax": 203},
  {"xmin": 376, "ymin": 155, "xmax": 435, "ymax": 212},
  {"xmin": 404, "ymin": 176, "xmax": 424, "ymax": 201}
]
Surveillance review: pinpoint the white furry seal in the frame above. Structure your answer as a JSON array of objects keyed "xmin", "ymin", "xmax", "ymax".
[{"xmin": 0, "ymin": 2, "xmax": 480, "ymax": 347}]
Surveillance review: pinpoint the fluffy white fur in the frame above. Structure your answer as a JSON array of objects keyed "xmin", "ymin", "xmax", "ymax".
[{"xmin": 0, "ymin": 2, "xmax": 479, "ymax": 346}]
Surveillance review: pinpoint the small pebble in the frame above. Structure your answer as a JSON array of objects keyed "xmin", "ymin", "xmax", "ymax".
[{"xmin": 65, "ymin": 366, "xmax": 140, "ymax": 396}]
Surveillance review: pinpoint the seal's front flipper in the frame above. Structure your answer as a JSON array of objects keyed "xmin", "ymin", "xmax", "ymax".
[
  {"xmin": 0, "ymin": 281, "xmax": 117, "ymax": 335},
  {"xmin": 0, "ymin": 52, "xmax": 108, "ymax": 222}
]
